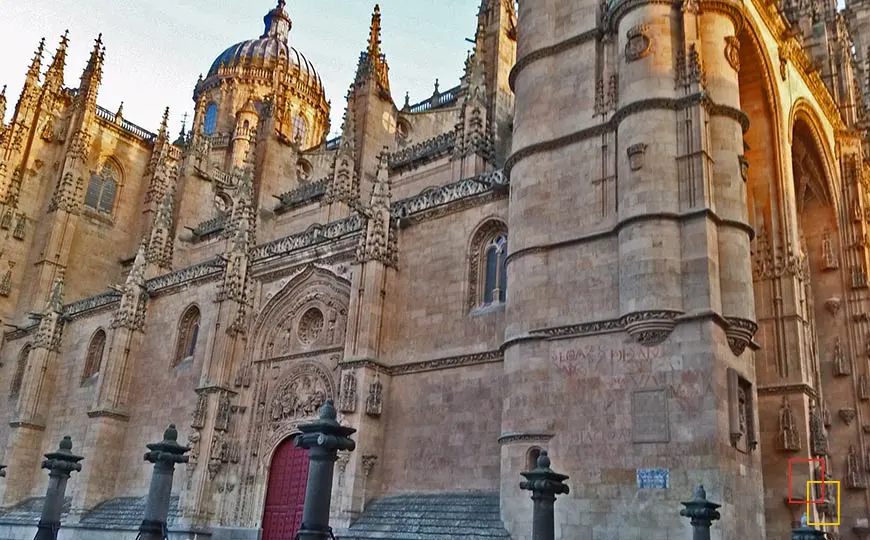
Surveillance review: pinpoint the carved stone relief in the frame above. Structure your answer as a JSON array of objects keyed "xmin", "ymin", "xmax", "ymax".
[
  {"xmin": 365, "ymin": 376, "xmax": 383, "ymax": 417},
  {"xmin": 625, "ymin": 25, "xmax": 652, "ymax": 62},
  {"xmin": 833, "ymin": 336, "xmax": 850, "ymax": 377},
  {"xmin": 627, "ymin": 143, "xmax": 647, "ymax": 171},
  {"xmin": 724, "ymin": 36, "xmax": 740, "ymax": 72},
  {"xmin": 810, "ymin": 402, "xmax": 829, "ymax": 456},
  {"xmin": 777, "ymin": 397, "xmax": 800, "ymax": 452},
  {"xmin": 338, "ymin": 370, "xmax": 357, "ymax": 413}
]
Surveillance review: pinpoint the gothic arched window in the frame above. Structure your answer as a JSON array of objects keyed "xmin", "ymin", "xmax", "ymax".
[
  {"xmin": 10, "ymin": 344, "xmax": 30, "ymax": 398},
  {"xmin": 85, "ymin": 161, "xmax": 120, "ymax": 214},
  {"xmin": 82, "ymin": 329, "xmax": 106, "ymax": 383},
  {"xmin": 467, "ymin": 219, "xmax": 508, "ymax": 312},
  {"xmin": 291, "ymin": 115, "xmax": 308, "ymax": 145},
  {"xmin": 174, "ymin": 305, "xmax": 201, "ymax": 366},
  {"xmin": 204, "ymin": 103, "xmax": 218, "ymax": 136}
]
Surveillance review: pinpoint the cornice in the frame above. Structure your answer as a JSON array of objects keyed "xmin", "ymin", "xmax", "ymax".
[
  {"xmin": 509, "ymin": 29, "xmax": 600, "ymax": 92},
  {"xmin": 339, "ymin": 349, "xmax": 503, "ymax": 376}
]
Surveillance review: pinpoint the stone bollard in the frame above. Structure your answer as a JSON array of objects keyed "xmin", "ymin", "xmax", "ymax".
[
  {"xmin": 519, "ymin": 450, "xmax": 570, "ymax": 540},
  {"xmin": 792, "ymin": 514, "xmax": 826, "ymax": 540},
  {"xmin": 35, "ymin": 436, "xmax": 83, "ymax": 540},
  {"xmin": 293, "ymin": 399, "xmax": 356, "ymax": 540},
  {"xmin": 138, "ymin": 424, "xmax": 190, "ymax": 540},
  {"xmin": 680, "ymin": 485, "xmax": 721, "ymax": 540}
]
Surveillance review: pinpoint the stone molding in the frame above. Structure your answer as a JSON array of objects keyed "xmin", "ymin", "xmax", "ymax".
[
  {"xmin": 339, "ymin": 349, "xmax": 503, "ymax": 376},
  {"xmin": 724, "ymin": 317, "xmax": 759, "ymax": 356},
  {"xmin": 504, "ymin": 92, "xmax": 749, "ymax": 179},
  {"xmin": 505, "ymin": 207, "xmax": 754, "ymax": 268},
  {"xmin": 388, "ymin": 132, "xmax": 456, "ymax": 171},
  {"xmin": 254, "ymin": 346, "xmax": 344, "ymax": 365},
  {"xmin": 508, "ymin": 29, "xmax": 600, "ymax": 91},
  {"xmin": 393, "ymin": 169, "xmax": 507, "ymax": 226},
  {"xmin": 7, "ymin": 420, "xmax": 45, "ymax": 430},
  {"xmin": 497, "ymin": 432, "xmax": 554, "ymax": 445},
  {"xmin": 756, "ymin": 383, "xmax": 817, "ymax": 399},
  {"xmin": 86, "ymin": 408, "xmax": 131, "ymax": 421}
]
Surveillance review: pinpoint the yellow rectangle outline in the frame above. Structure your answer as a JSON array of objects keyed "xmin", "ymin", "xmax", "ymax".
[{"xmin": 805, "ymin": 480, "xmax": 840, "ymax": 526}]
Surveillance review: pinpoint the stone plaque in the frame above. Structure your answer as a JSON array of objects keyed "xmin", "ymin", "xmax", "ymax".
[
  {"xmin": 632, "ymin": 389, "xmax": 669, "ymax": 443},
  {"xmin": 636, "ymin": 468, "xmax": 670, "ymax": 489}
]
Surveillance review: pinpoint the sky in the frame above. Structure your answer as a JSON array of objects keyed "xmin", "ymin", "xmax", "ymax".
[{"xmin": 0, "ymin": 0, "xmax": 481, "ymax": 138}]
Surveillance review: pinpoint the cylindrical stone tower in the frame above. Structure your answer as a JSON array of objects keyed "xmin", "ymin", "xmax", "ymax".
[{"xmin": 502, "ymin": 0, "xmax": 764, "ymax": 537}]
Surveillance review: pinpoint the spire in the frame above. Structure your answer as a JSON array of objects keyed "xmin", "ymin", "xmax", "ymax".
[
  {"xmin": 0, "ymin": 85, "xmax": 6, "ymax": 124},
  {"xmin": 174, "ymin": 112, "xmax": 188, "ymax": 146},
  {"xmin": 43, "ymin": 30, "xmax": 69, "ymax": 91},
  {"xmin": 262, "ymin": 0, "xmax": 292, "ymax": 41},
  {"xmin": 112, "ymin": 243, "xmax": 148, "ymax": 330},
  {"xmin": 25, "ymin": 38, "xmax": 46, "ymax": 83},
  {"xmin": 158, "ymin": 106, "xmax": 170, "ymax": 140},
  {"xmin": 354, "ymin": 5, "xmax": 391, "ymax": 101},
  {"xmin": 77, "ymin": 34, "xmax": 104, "ymax": 108},
  {"xmin": 339, "ymin": 87, "xmax": 356, "ymax": 152},
  {"xmin": 324, "ymin": 88, "xmax": 359, "ymax": 206},
  {"xmin": 114, "ymin": 101, "xmax": 124, "ymax": 122},
  {"xmin": 367, "ymin": 4, "xmax": 382, "ymax": 60}
]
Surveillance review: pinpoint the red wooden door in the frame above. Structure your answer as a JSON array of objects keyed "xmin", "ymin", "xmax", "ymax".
[{"xmin": 262, "ymin": 438, "xmax": 310, "ymax": 540}]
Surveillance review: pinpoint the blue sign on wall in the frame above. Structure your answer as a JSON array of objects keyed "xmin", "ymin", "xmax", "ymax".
[{"xmin": 636, "ymin": 468, "xmax": 670, "ymax": 489}]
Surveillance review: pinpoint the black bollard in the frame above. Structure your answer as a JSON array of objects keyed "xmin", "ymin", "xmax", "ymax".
[
  {"xmin": 680, "ymin": 485, "xmax": 721, "ymax": 540},
  {"xmin": 792, "ymin": 513, "xmax": 826, "ymax": 540},
  {"xmin": 35, "ymin": 436, "xmax": 83, "ymax": 540},
  {"xmin": 138, "ymin": 424, "xmax": 190, "ymax": 540},
  {"xmin": 293, "ymin": 399, "xmax": 356, "ymax": 540},
  {"xmin": 519, "ymin": 450, "xmax": 570, "ymax": 540}
]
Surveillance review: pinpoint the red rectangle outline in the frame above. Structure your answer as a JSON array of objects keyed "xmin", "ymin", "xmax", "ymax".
[{"xmin": 788, "ymin": 457, "xmax": 825, "ymax": 504}]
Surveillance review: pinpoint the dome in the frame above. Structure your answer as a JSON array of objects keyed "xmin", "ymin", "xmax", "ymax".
[{"xmin": 204, "ymin": 1, "xmax": 323, "ymax": 95}]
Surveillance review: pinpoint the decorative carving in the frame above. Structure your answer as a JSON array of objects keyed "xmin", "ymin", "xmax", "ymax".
[
  {"xmin": 725, "ymin": 317, "xmax": 758, "ymax": 356},
  {"xmin": 724, "ymin": 36, "xmax": 740, "ymax": 72},
  {"xmin": 825, "ymin": 297, "xmax": 841, "ymax": 317},
  {"xmin": 186, "ymin": 430, "xmax": 200, "ymax": 485},
  {"xmin": 621, "ymin": 310, "xmax": 681, "ymax": 347},
  {"xmin": 861, "ymin": 375, "xmax": 870, "ymax": 401},
  {"xmin": 215, "ymin": 391, "xmax": 231, "ymax": 431},
  {"xmin": 338, "ymin": 370, "xmax": 357, "ymax": 413},
  {"xmin": 840, "ymin": 408, "xmax": 857, "ymax": 426},
  {"xmin": 777, "ymin": 397, "xmax": 800, "ymax": 452},
  {"xmin": 833, "ymin": 337, "xmax": 850, "ymax": 376},
  {"xmin": 208, "ymin": 431, "xmax": 226, "ymax": 480},
  {"xmin": 361, "ymin": 455, "xmax": 378, "ymax": 478},
  {"xmin": 365, "ymin": 375, "xmax": 383, "ymax": 417},
  {"xmin": 387, "ymin": 132, "xmax": 455, "ymax": 171},
  {"xmin": 810, "ymin": 402, "xmax": 829, "ymax": 456},
  {"xmin": 625, "ymin": 25, "xmax": 651, "ymax": 62},
  {"xmin": 0, "ymin": 261, "xmax": 12, "ymax": 297},
  {"xmin": 297, "ymin": 308, "xmax": 324, "ymax": 345},
  {"xmin": 12, "ymin": 212, "xmax": 25, "ymax": 239},
  {"xmin": 821, "ymin": 230, "xmax": 838, "ymax": 270},
  {"xmin": 627, "ymin": 143, "xmax": 647, "ymax": 171},
  {"xmin": 269, "ymin": 364, "xmax": 332, "ymax": 425},
  {"xmin": 191, "ymin": 391, "xmax": 207, "ymax": 429},
  {"xmin": 847, "ymin": 445, "xmax": 866, "ymax": 489}
]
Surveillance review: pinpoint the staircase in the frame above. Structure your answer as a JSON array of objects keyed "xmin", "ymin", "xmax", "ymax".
[{"xmin": 342, "ymin": 492, "xmax": 511, "ymax": 540}]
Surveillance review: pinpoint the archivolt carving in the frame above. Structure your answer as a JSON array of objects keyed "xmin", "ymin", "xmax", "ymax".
[
  {"xmin": 262, "ymin": 361, "xmax": 336, "ymax": 456},
  {"xmin": 250, "ymin": 266, "xmax": 350, "ymax": 360}
]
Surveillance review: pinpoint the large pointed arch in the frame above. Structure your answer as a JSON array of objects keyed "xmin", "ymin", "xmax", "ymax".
[
  {"xmin": 788, "ymin": 101, "xmax": 841, "ymax": 219},
  {"xmin": 249, "ymin": 265, "xmax": 351, "ymax": 361}
]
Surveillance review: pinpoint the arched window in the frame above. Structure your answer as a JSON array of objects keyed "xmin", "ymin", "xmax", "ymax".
[
  {"xmin": 291, "ymin": 115, "xmax": 308, "ymax": 145},
  {"xmin": 526, "ymin": 446, "xmax": 542, "ymax": 471},
  {"xmin": 85, "ymin": 161, "xmax": 120, "ymax": 214},
  {"xmin": 468, "ymin": 219, "xmax": 508, "ymax": 311},
  {"xmin": 204, "ymin": 103, "xmax": 218, "ymax": 136},
  {"xmin": 10, "ymin": 344, "xmax": 30, "ymax": 398},
  {"xmin": 174, "ymin": 305, "xmax": 201, "ymax": 366},
  {"xmin": 82, "ymin": 329, "xmax": 106, "ymax": 383}
]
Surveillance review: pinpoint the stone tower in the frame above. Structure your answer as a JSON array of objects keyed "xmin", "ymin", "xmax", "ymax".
[{"xmin": 503, "ymin": 0, "xmax": 763, "ymax": 537}]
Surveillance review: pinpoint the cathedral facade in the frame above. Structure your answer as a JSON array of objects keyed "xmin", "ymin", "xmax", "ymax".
[{"xmin": 1, "ymin": 0, "xmax": 870, "ymax": 538}]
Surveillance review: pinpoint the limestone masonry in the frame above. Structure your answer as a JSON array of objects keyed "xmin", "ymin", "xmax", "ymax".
[{"xmin": 1, "ymin": 0, "xmax": 870, "ymax": 538}]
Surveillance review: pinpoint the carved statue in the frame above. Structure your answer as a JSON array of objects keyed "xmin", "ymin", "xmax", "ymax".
[
  {"xmin": 215, "ymin": 391, "xmax": 231, "ymax": 431},
  {"xmin": 809, "ymin": 402, "xmax": 829, "ymax": 457},
  {"xmin": 834, "ymin": 336, "xmax": 850, "ymax": 376},
  {"xmin": 777, "ymin": 397, "xmax": 800, "ymax": 452},
  {"xmin": 365, "ymin": 377, "xmax": 383, "ymax": 417},
  {"xmin": 821, "ymin": 229, "xmax": 838, "ymax": 270},
  {"xmin": 847, "ymin": 445, "xmax": 866, "ymax": 489}
]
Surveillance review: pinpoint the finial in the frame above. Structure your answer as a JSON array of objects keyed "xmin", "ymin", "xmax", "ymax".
[
  {"xmin": 115, "ymin": 101, "xmax": 124, "ymax": 118},
  {"xmin": 433, "ymin": 78, "xmax": 440, "ymax": 95},
  {"xmin": 159, "ymin": 106, "xmax": 170, "ymax": 137},
  {"xmin": 537, "ymin": 450, "xmax": 552, "ymax": 469},
  {"xmin": 59, "ymin": 436, "xmax": 73, "ymax": 452},
  {"xmin": 368, "ymin": 4, "xmax": 382, "ymax": 58},
  {"xmin": 180, "ymin": 112, "xmax": 188, "ymax": 133},
  {"xmin": 403, "ymin": 91, "xmax": 410, "ymax": 109},
  {"xmin": 319, "ymin": 399, "xmax": 338, "ymax": 421},
  {"xmin": 1, "ymin": 85, "xmax": 6, "ymax": 97},
  {"xmin": 693, "ymin": 484, "xmax": 707, "ymax": 500},
  {"xmin": 164, "ymin": 424, "xmax": 179, "ymax": 442}
]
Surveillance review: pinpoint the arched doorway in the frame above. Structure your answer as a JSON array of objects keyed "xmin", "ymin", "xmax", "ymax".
[{"xmin": 262, "ymin": 437, "xmax": 310, "ymax": 539}]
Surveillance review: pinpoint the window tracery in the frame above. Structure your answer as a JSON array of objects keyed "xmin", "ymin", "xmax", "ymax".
[
  {"xmin": 85, "ymin": 161, "xmax": 120, "ymax": 214},
  {"xmin": 467, "ymin": 219, "xmax": 508, "ymax": 312},
  {"xmin": 10, "ymin": 344, "xmax": 30, "ymax": 398},
  {"xmin": 174, "ymin": 305, "xmax": 201, "ymax": 366},
  {"xmin": 82, "ymin": 329, "xmax": 106, "ymax": 382}
]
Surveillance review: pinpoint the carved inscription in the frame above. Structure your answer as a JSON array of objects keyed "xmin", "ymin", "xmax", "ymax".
[{"xmin": 632, "ymin": 389, "xmax": 669, "ymax": 443}]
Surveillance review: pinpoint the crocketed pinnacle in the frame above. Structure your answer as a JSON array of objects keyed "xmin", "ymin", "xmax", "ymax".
[
  {"xmin": 339, "ymin": 87, "xmax": 356, "ymax": 152},
  {"xmin": 0, "ymin": 85, "xmax": 6, "ymax": 122},
  {"xmin": 26, "ymin": 38, "xmax": 46, "ymax": 82},
  {"xmin": 43, "ymin": 30, "xmax": 69, "ymax": 90},
  {"xmin": 368, "ymin": 4, "xmax": 382, "ymax": 60},
  {"xmin": 79, "ymin": 34, "xmax": 104, "ymax": 97},
  {"xmin": 158, "ymin": 106, "xmax": 170, "ymax": 140}
]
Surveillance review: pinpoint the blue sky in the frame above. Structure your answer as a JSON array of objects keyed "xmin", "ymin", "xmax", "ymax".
[{"xmin": 0, "ymin": 0, "xmax": 480, "ymax": 137}]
